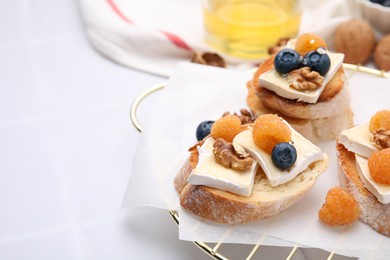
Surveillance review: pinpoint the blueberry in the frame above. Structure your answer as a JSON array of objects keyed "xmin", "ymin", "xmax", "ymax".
[
  {"xmin": 303, "ymin": 49, "xmax": 331, "ymax": 76},
  {"xmin": 271, "ymin": 142, "xmax": 297, "ymax": 170},
  {"xmin": 196, "ymin": 121, "xmax": 214, "ymax": 141},
  {"xmin": 274, "ymin": 49, "xmax": 303, "ymax": 74}
]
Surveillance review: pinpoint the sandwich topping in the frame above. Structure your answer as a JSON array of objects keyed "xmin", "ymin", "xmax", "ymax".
[
  {"xmin": 251, "ymin": 114, "xmax": 297, "ymax": 170},
  {"xmin": 196, "ymin": 120, "xmax": 215, "ymax": 141},
  {"xmin": 295, "ymin": 33, "xmax": 327, "ymax": 56},
  {"xmin": 339, "ymin": 110, "xmax": 390, "ymax": 204},
  {"xmin": 373, "ymin": 128, "xmax": 390, "ymax": 149},
  {"xmin": 271, "ymin": 142, "xmax": 297, "ymax": 170},
  {"xmin": 187, "ymin": 137, "xmax": 259, "ymax": 197},
  {"xmin": 274, "ymin": 47, "xmax": 331, "ymax": 77},
  {"xmin": 252, "ymin": 114, "xmax": 291, "ymax": 154},
  {"xmin": 369, "ymin": 110, "xmax": 390, "ymax": 149},
  {"xmin": 188, "ymin": 111, "xmax": 258, "ymax": 197},
  {"xmin": 188, "ymin": 113, "xmax": 324, "ymax": 195},
  {"xmin": 287, "ymin": 66, "xmax": 324, "ymax": 91},
  {"xmin": 259, "ymin": 34, "xmax": 344, "ymax": 103},
  {"xmin": 355, "ymin": 153, "xmax": 390, "ymax": 204},
  {"xmin": 274, "ymin": 48, "xmax": 302, "ymax": 74},
  {"xmin": 368, "ymin": 148, "xmax": 390, "ymax": 185},
  {"xmin": 212, "ymin": 138, "xmax": 253, "ymax": 172},
  {"xmin": 222, "ymin": 109, "xmax": 254, "ymax": 125},
  {"xmin": 233, "ymin": 114, "xmax": 323, "ymax": 187},
  {"xmin": 338, "ymin": 123, "xmax": 377, "ymax": 158},
  {"xmin": 210, "ymin": 114, "xmax": 242, "ymax": 143}
]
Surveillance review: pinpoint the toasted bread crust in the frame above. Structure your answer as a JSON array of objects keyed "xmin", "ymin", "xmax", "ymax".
[
  {"xmin": 336, "ymin": 142, "xmax": 390, "ymax": 237},
  {"xmin": 246, "ymin": 53, "xmax": 353, "ymax": 141},
  {"xmin": 250, "ymin": 54, "xmax": 348, "ymax": 120},
  {"xmin": 246, "ymin": 81, "xmax": 353, "ymax": 142},
  {"xmin": 254, "ymin": 68, "xmax": 348, "ymax": 119},
  {"xmin": 174, "ymin": 142, "xmax": 328, "ymax": 224}
]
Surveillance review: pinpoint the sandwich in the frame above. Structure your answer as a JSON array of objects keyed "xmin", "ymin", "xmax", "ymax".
[
  {"xmin": 174, "ymin": 112, "xmax": 328, "ymax": 224},
  {"xmin": 336, "ymin": 110, "xmax": 390, "ymax": 236},
  {"xmin": 247, "ymin": 33, "xmax": 353, "ymax": 142}
]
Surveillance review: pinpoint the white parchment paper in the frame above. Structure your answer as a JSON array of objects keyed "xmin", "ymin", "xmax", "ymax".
[{"xmin": 124, "ymin": 62, "xmax": 390, "ymax": 259}]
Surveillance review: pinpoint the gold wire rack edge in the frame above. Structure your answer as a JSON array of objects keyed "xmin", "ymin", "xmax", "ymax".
[
  {"xmin": 131, "ymin": 82, "xmax": 167, "ymax": 132},
  {"xmin": 131, "ymin": 64, "xmax": 389, "ymax": 260},
  {"xmin": 169, "ymin": 210, "xmax": 228, "ymax": 260}
]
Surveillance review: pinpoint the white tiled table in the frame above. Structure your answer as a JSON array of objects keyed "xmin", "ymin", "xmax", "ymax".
[{"xmin": 0, "ymin": 1, "xmax": 207, "ymax": 259}]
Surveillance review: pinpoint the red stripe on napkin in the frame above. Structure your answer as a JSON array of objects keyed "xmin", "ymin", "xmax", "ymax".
[
  {"xmin": 161, "ymin": 30, "xmax": 192, "ymax": 51},
  {"xmin": 106, "ymin": 0, "xmax": 192, "ymax": 51},
  {"xmin": 106, "ymin": 0, "xmax": 134, "ymax": 24}
]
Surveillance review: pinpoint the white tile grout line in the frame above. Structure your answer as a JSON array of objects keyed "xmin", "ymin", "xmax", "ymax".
[{"xmin": 18, "ymin": 47, "xmax": 88, "ymax": 260}]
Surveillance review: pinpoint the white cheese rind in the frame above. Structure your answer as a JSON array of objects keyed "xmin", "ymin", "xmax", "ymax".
[
  {"xmin": 355, "ymin": 154, "xmax": 390, "ymax": 204},
  {"xmin": 258, "ymin": 52, "xmax": 344, "ymax": 103},
  {"xmin": 339, "ymin": 123, "xmax": 378, "ymax": 158},
  {"xmin": 187, "ymin": 138, "xmax": 258, "ymax": 197},
  {"xmin": 233, "ymin": 127, "xmax": 323, "ymax": 187}
]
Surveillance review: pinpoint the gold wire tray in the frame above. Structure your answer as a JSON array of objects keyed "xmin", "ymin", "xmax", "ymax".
[{"xmin": 130, "ymin": 64, "xmax": 389, "ymax": 260}]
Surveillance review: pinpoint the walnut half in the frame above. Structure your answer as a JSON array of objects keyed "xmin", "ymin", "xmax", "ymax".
[
  {"xmin": 288, "ymin": 67, "xmax": 324, "ymax": 91},
  {"xmin": 213, "ymin": 138, "xmax": 253, "ymax": 171},
  {"xmin": 373, "ymin": 128, "xmax": 390, "ymax": 149}
]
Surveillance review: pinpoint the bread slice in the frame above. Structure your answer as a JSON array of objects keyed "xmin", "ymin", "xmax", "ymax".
[
  {"xmin": 248, "ymin": 54, "xmax": 352, "ymax": 121},
  {"xmin": 336, "ymin": 142, "xmax": 390, "ymax": 237},
  {"xmin": 174, "ymin": 144, "xmax": 329, "ymax": 224},
  {"xmin": 255, "ymin": 71, "xmax": 350, "ymax": 120},
  {"xmin": 247, "ymin": 81, "xmax": 354, "ymax": 142}
]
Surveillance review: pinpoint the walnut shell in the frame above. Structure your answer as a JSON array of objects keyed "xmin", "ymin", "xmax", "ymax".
[
  {"xmin": 334, "ymin": 19, "xmax": 376, "ymax": 64},
  {"xmin": 374, "ymin": 34, "xmax": 390, "ymax": 71},
  {"xmin": 191, "ymin": 52, "xmax": 226, "ymax": 68}
]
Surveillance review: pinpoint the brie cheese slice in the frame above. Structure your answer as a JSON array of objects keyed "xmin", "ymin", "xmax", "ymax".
[
  {"xmin": 258, "ymin": 52, "xmax": 344, "ymax": 103},
  {"xmin": 339, "ymin": 123, "xmax": 378, "ymax": 158},
  {"xmin": 355, "ymin": 154, "xmax": 390, "ymax": 204},
  {"xmin": 187, "ymin": 138, "xmax": 258, "ymax": 197},
  {"xmin": 233, "ymin": 127, "xmax": 323, "ymax": 187}
]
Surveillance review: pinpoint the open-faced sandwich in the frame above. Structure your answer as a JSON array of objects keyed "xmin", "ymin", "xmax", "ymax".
[
  {"xmin": 247, "ymin": 33, "xmax": 353, "ymax": 142},
  {"xmin": 336, "ymin": 110, "xmax": 390, "ymax": 236},
  {"xmin": 174, "ymin": 111, "xmax": 329, "ymax": 224}
]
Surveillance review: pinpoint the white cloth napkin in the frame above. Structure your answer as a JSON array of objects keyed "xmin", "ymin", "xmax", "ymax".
[{"xmin": 79, "ymin": 0, "xmax": 355, "ymax": 77}]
